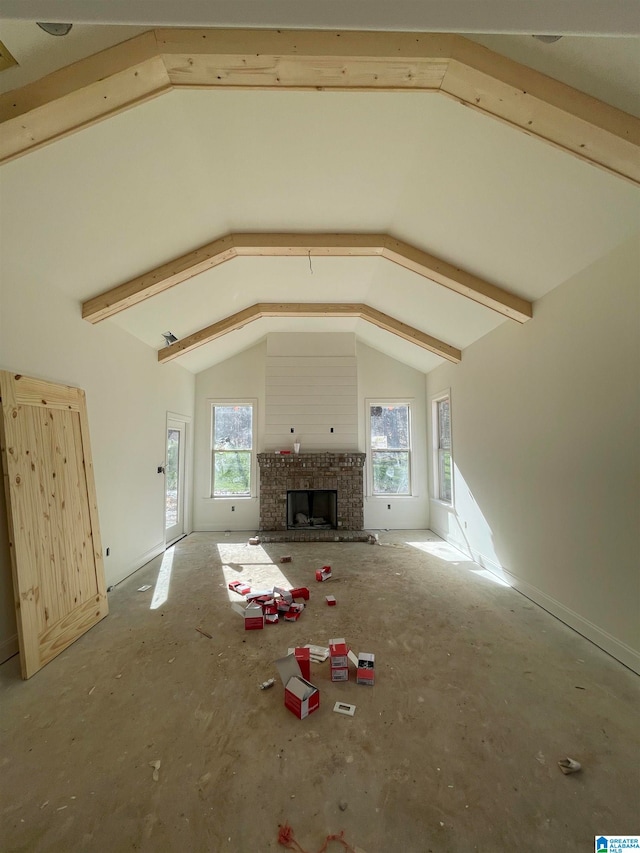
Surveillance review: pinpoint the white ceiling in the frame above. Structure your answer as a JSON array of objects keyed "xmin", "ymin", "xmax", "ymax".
[
  {"xmin": 0, "ymin": 9, "xmax": 638, "ymax": 376},
  {"xmin": 2, "ymin": 0, "xmax": 639, "ymax": 36}
]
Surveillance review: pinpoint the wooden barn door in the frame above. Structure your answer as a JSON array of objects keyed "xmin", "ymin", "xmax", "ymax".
[{"xmin": 0, "ymin": 372, "xmax": 108, "ymax": 679}]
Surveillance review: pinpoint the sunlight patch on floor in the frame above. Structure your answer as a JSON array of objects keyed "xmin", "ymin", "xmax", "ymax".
[
  {"xmin": 470, "ymin": 568, "xmax": 511, "ymax": 587},
  {"xmin": 150, "ymin": 547, "xmax": 174, "ymax": 610},
  {"xmin": 407, "ymin": 540, "xmax": 466, "ymax": 563},
  {"xmin": 216, "ymin": 543, "xmax": 293, "ymax": 601}
]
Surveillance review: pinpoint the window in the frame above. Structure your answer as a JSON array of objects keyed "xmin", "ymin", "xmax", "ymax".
[
  {"xmin": 369, "ymin": 402, "xmax": 411, "ymax": 495},
  {"xmin": 211, "ymin": 403, "xmax": 254, "ymax": 497},
  {"xmin": 432, "ymin": 392, "xmax": 452, "ymax": 503}
]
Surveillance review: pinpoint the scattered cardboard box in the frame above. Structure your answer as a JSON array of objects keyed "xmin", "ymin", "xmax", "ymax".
[
  {"xmin": 274, "ymin": 586, "xmax": 293, "ymax": 604},
  {"xmin": 289, "ymin": 586, "xmax": 310, "ymax": 601},
  {"xmin": 275, "ymin": 654, "xmax": 320, "ymax": 720},
  {"xmin": 293, "ymin": 647, "xmax": 311, "ymax": 681},
  {"xmin": 229, "ymin": 580, "xmax": 251, "ymax": 596},
  {"xmin": 330, "ymin": 638, "xmax": 349, "ymax": 682},
  {"xmin": 326, "ymin": 595, "xmax": 337, "ymax": 606},
  {"xmin": 333, "ymin": 701, "xmax": 356, "ymax": 716},
  {"xmin": 357, "ymin": 653, "xmax": 375, "ymax": 685},
  {"xmin": 331, "ymin": 666, "xmax": 349, "ymax": 682},
  {"xmin": 244, "ymin": 603, "xmax": 264, "ymax": 630},
  {"xmin": 315, "ymin": 566, "xmax": 332, "ymax": 582},
  {"xmin": 329, "ymin": 638, "xmax": 348, "ymax": 668}
]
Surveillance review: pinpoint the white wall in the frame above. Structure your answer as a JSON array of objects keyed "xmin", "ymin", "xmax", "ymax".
[
  {"xmin": 0, "ymin": 239, "xmax": 195, "ymax": 663},
  {"xmin": 357, "ymin": 342, "xmax": 429, "ymax": 530},
  {"xmin": 265, "ymin": 333, "xmax": 358, "ymax": 452},
  {"xmin": 193, "ymin": 335, "xmax": 430, "ymax": 531},
  {"xmin": 427, "ymin": 236, "xmax": 640, "ymax": 673}
]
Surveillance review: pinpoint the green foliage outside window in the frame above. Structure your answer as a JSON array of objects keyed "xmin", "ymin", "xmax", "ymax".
[{"xmin": 212, "ymin": 405, "xmax": 253, "ymax": 496}]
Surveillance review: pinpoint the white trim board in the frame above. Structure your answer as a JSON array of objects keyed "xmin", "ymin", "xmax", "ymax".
[
  {"xmin": 0, "ymin": 633, "xmax": 19, "ymax": 665},
  {"xmin": 430, "ymin": 524, "xmax": 640, "ymax": 675}
]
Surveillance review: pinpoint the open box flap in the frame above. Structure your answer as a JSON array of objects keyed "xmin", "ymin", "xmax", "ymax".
[{"xmin": 275, "ymin": 654, "xmax": 302, "ymax": 686}]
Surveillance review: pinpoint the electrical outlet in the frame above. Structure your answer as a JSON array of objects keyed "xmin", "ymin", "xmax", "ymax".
[
  {"xmin": 231, "ymin": 506, "xmax": 235, "ymax": 512},
  {"xmin": 106, "ymin": 547, "xmax": 110, "ymax": 556},
  {"xmin": 387, "ymin": 504, "xmax": 391, "ymax": 510},
  {"xmin": 290, "ymin": 427, "xmax": 294, "ymax": 433},
  {"xmin": 330, "ymin": 427, "xmax": 334, "ymax": 433}
]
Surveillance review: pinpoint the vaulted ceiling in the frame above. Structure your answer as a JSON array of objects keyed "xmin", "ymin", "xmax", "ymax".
[{"xmin": 0, "ymin": 12, "xmax": 638, "ymax": 375}]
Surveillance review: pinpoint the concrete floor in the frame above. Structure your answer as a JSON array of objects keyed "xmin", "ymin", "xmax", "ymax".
[{"xmin": 1, "ymin": 531, "xmax": 638, "ymax": 852}]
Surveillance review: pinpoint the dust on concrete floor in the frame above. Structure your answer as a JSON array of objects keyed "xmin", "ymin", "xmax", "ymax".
[{"xmin": 0, "ymin": 530, "xmax": 638, "ymax": 853}]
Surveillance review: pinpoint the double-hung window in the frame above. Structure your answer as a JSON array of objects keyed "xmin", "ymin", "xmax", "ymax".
[
  {"xmin": 369, "ymin": 402, "xmax": 412, "ymax": 495},
  {"xmin": 432, "ymin": 393, "xmax": 452, "ymax": 503},
  {"xmin": 211, "ymin": 402, "xmax": 255, "ymax": 497}
]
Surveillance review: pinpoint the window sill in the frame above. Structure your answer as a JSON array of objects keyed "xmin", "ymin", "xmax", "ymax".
[
  {"xmin": 366, "ymin": 494, "xmax": 417, "ymax": 500},
  {"xmin": 430, "ymin": 497, "xmax": 454, "ymax": 508},
  {"xmin": 202, "ymin": 496, "xmax": 257, "ymax": 502}
]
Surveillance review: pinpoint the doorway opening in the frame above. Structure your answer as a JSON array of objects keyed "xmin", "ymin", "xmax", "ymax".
[{"xmin": 165, "ymin": 414, "xmax": 189, "ymax": 545}]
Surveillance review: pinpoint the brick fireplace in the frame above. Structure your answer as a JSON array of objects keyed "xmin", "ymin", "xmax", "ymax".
[{"xmin": 257, "ymin": 452, "xmax": 366, "ymax": 532}]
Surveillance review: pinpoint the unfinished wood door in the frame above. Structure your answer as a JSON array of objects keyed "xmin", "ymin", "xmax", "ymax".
[{"xmin": 0, "ymin": 372, "xmax": 108, "ymax": 679}]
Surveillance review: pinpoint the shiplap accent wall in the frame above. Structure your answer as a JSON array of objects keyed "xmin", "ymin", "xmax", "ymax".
[{"xmin": 265, "ymin": 333, "xmax": 358, "ymax": 452}]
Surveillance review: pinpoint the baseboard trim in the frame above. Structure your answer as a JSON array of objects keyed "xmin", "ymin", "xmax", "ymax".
[
  {"xmin": 109, "ymin": 542, "xmax": 166, "ymax": 588},
  {"xmin": 431, "ymin": 525, "xmax": 640, "ymax": 675},
  {"xmin": 0, "ymin": 632, "xmax": 18, "ymax": 664}
]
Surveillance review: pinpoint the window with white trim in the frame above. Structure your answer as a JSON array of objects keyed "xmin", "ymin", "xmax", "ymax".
[
  {"xmin": 368, "ymin": 402, "xmax": 412, "ymax": 495},
  {"xmin": 211, "ymin": 402, "xmax": 255, "ymax": 497},
  {"xmin": 432, "ymin": 392, "xmax": 452, "ymax": 503}
]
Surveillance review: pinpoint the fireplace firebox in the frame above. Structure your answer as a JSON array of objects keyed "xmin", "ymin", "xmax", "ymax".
[{"xmin": 287, "ymin": 489, "xmax": 337, "ymax": 529}]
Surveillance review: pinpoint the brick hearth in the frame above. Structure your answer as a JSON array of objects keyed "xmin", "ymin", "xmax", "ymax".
[{"xmin": 257, "ymin": 452, "xmax": 365, "ymax": 532}]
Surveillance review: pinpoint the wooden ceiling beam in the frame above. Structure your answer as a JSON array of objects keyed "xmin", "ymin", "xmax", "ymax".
[
  {"xmin": 82, "ymin": 232, "xmax": 532, "ymax": 324},
  {"xmin": 157, "ymin": 302, "xmax": 462, "ymax": 364},
  {"xmin": 0, "ymin": 29, "xmax": 638, "ymax": 184}
]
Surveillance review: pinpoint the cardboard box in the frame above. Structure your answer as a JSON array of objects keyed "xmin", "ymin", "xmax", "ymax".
[
  {"xmin": 275, "ymin": 655, "xmax": 320, "ymax": 720},
  {"xmin": 357, "ymin": 652, "xmax": 375, "ymax": 685},
  {"xmin": 274, "ymin": 586, "xmax": 293, "ymax": 604},
  {"xmin": 289, "ymin": 586, "xmax": 310, "ymax": 601},
  {"xmin": 331, "ymin": 666, "xmax": 349, "ymax": 682},
  {"xmin": 264, "ymin": 604, "xmax": 278, "ymax": 624},
  {"xmin": 244, "ymin": 603, "xmax": 264, "ymax": 630},
  {"xmin": 284, "ymin": 609, "xmax": 301, "ymax": 622},
  {"xmin": 228, "ymin": 580, "xmax": 251, "ymax": 596},
  {"xmin": 294, "ymin": 647, "xmax": 311, "ymax": 681},
  {"xmin": 246, "ymin": 589, "xmax": 273, "ymax": 603},
  {"xmin": 329, "ymin": 638, "xmax": 348, "ymax": 668},
  {"xmin": 326, "ymin": 595, "xmax": 337, "ymax": 606},
  {"xmin": 315, "ymin": 566, "xmax": 332, "ymax": 582}
]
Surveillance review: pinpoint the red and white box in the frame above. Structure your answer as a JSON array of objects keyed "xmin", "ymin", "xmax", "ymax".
[
  {"xmin": 329, "ymin": 638, "xmax": 348, "ymax": 668},
  {"xmin": 326, "ymin": 595, "xmax": 337, "ymax": 606},
  {"xmin": 331, "ymin": 666, "xmax": 349, "ymax": 682},
  {"xmin": 264, "ymin": 604, "xmax": 279, "ymax": 624},
  {"xmin": 357, "ymin": 652, "xmax": 375, "ymax": 685},
  {"xmin": 276, "ymin": 599, "xmax": 291, "ymax": 613},
  {"xmin": 289, "ymin": 587, "xmax": 310, "ymax": 601},
  {"xmin": 228, "ymin": 580, "xmax": 251, "ymax": 596},
  {"xmin": 315, "ymin": 566, "xmax": 332, "ymax": 582},
  {"xmin": 293, "ymin": 647, "xmax": 311, "ymax": 681},
  {"xmin": 275, "ymin": 655, "xmax": 320, "ymax": 720},
  {"xmin": 274, "ymin": 586, "xmax": 293, "ymax": 604},
  {"xmin": 243, "ymin": 603, "xmax": 264, "ymax": 630},
  {"xmin": 246, "ymin": 589, "xmax": 273, "ymax": 603},
  {"xmin": 284, "ymin": 608, "xmax": 301, "ymax": 622}
]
